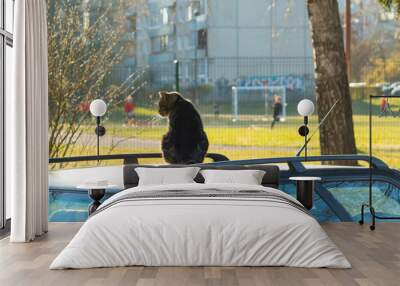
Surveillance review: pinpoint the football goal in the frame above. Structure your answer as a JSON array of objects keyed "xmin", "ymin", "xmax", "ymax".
[{"xmin": 231, "ymin": 86, "xmax": 287, "ymax": 121}]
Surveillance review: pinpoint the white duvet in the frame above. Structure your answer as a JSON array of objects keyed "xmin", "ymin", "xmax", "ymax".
[{"xmin": 50, "ymin": 183, "xmax": 351, "ymax": 269}]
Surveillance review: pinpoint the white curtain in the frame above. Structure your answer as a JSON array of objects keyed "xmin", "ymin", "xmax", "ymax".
[{"xmin": 9, "ymin": 0, "xmax": 49, "ymax": 242}]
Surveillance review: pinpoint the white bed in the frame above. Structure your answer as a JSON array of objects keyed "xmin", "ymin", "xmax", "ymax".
[{"xmin": 50, "ymin": 183, "xmax": 350, "ymax": 269}]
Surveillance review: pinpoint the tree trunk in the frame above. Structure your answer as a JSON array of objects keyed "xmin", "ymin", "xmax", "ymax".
[{"xmin": 307, "ymin": 0, "xmax": 357, "ymax": 165}]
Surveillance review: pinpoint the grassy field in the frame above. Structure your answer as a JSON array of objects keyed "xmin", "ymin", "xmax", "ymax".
[{"xmin": 54, "ymin": 98, "xmax": 400, "ymax": 169}]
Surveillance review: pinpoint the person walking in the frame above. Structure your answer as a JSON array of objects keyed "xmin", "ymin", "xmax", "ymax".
[
  {"xmin": 124, "ymin": 95, "xmax": 136, "ymax": 126},
  {"xmin": 213, "ymin": 102, "xmax": 220, "ymax": 118},
  {"xmin": 270, "ymin": 94, "xmax": 282, "ymax": 129},
  {"xmin": 379, "ymin": 97, "xmax": 389, "ymax": 117}
]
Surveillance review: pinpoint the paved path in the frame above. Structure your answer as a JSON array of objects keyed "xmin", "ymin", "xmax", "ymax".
[
  {"xmin": 69, "ymin": 132, "xmax": 400, "ymax": 155},
  {"xmin": 74, "ymin": 133, "xmax": 314, "ymax": 153}
]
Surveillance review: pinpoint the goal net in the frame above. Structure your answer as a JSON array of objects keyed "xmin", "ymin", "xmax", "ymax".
[{"xmin": 231, "ymin": 86, "xmax": 287, "ymax": 121}]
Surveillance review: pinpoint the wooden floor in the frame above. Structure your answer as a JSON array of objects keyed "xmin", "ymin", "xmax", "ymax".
[{"xmin": 0, "ymin": 223, "xmax": 399, "ymax": 286}]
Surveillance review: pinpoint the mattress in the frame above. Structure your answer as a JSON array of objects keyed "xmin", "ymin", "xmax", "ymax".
[{"xmin": 50, "ymin": 183, "xmax": 351, "ymax": 269}]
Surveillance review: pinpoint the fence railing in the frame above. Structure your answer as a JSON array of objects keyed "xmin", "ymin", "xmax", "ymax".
[
  {"xmin": 49, "ymin": 152, "xmax": 230, "ymax": 165},
  {"xmin": 111, "ymin": 57, "xmax": 316, "ymax": 101}
]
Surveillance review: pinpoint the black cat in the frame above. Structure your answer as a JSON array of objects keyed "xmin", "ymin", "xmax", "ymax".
[{"xmin": 158, "ymin": 91, "xmax": 209, "ymax": 164}]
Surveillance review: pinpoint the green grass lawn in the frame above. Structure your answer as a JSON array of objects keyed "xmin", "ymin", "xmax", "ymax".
[
  {"xmin": 55, "ymin": 99, "xmax": 400, "ymax": 168},
  {"xmin": 102, "ymin": 114, "xmax": 373, "ymax": 149}
]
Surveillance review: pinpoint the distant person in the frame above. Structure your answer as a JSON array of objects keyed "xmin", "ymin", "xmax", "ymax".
[
  {"xmin": 213, "ymin": 102, "xmax": 220, "ymax": 118},
  {"xmin": 78, "ymin": 101, "xmax": 90, "ymax": 113},
  {"xmin": 379, "ymin": 97, "xmax": 389, "ymax": 117},
  {"xmin": 124, "ymin": 95, "xmax": 136, "ymax": 125},
  {"xmin": 270, "ymin": 95, "xmax": 282, "ymax": 129}
]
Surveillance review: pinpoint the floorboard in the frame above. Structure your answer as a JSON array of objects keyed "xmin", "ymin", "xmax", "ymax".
[{"xmin": 0, "ymin": 222, "xmax": 399, "ymax": 286}]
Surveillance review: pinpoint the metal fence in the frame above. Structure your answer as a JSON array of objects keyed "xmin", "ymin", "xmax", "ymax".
[{"xmin": 110, "ymin": 57, "xmax": 315, "ymax": 104}]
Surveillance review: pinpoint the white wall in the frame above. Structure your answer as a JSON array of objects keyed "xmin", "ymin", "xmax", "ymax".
[
  {"xmin": 207, "ymin": 0, "xmax": 313, "ymax": 80},
  {"xmin": 207, "ymin": 0, "xmax": 312, "ymax": 59}
]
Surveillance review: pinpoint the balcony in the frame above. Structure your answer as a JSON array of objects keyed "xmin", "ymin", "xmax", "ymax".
[{"xmin": 147, "ymin": 23, "xmax": 175, "ymax": 37}]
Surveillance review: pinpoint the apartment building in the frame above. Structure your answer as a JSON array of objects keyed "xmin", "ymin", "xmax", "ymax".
[{"xmin": 135, "ymin": 0, "xmax": 313, "ymax": 93}]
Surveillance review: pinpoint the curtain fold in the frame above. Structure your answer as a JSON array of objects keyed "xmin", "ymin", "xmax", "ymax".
[{"xmin": 9, "ymin": 0, "xmax": 49, "ymax": 242}]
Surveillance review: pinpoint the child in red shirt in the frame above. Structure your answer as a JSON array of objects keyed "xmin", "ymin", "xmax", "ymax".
[
  {"xmin": 124, "ymin": 95, "xmax": 136, "ymax": 125},
  {"xmin": 380, "ymin": 98, "xmax": 389, "ymax": 117}
]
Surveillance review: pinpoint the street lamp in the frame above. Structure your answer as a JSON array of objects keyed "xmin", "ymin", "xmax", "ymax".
[
  {"xmin": 173, "ymin": 59, "xmax": 180, "ymax": 92},
  {"xmin": 192, "ymin": 11, "xmax": 200, "ymax": 104},
  {"xmin": 90, "ymin": 99, "xmax": 107, "ymax": 161},
  {"xmin": 297, "ymin": 99, "xmax": 315, "ymax": 161}
]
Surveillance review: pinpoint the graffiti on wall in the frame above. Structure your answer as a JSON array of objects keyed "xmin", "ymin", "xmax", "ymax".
[{"xmin": 235, "ymin": 75, "xmax": 306, "ymax": 90}]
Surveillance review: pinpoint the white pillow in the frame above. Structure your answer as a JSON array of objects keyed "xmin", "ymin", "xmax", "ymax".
[
  {"xmin": 135, "ymin": 167, "xmax": 201, "ymax": 186},
  {"xmin": 200, "ymin": 169, "xmax": 265, "ymax": 185}
]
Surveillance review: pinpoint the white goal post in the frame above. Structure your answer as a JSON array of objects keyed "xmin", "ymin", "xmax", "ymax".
[{"xmin": 231, "ymin": 86, "xmax": 287, "ymax": 121}]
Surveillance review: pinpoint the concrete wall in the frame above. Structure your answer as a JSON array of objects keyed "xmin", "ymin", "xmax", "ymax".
[
  {"xmin": 206, "ymin": 0, "xmax": 313, "ymax": 81},
  {"xmin": 207, "ymin": 0, "xmax": 312, "ymax": 59},
  {"xmin": 136, "ymin": 0, "xmax": 314, "ymax": 93}
]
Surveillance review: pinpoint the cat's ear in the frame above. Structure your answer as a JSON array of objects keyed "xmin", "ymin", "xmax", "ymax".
[
  {"xmin": 158, "ymin": 91, "xmax": 166, "ymax": 98},
  {"xmin": 159, "ymin": 92, "xmax": 176, "ymax": 104},
  {"xmin": 165, "ymin": 92, "xmax": 178, "ymax": 106}
]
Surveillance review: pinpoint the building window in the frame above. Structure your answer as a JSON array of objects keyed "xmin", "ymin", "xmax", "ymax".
[
  {"xmin": 151, "ymin": 35, "xmax": 169, "ymax": 53},
  {"xmin": 127, "ymin": 14, "xmax": 137, "ymax": 31},
  {"xmin": 125, "ymin": 42, "xmax": 136, "ymax": 57},
  {"xmin": 1, "ymin": 0, "xmax": 15, "ymax": 229},
  {"xmin": 160, "ymin": 7, "xmax": 169, "ymax": 25},
  {"xmin": 198, "ymin": 29, "xmax": 207, "ymax": 49},
  {"xmin": 187, "ymin": 5, "xmax": 193, "ymax": 21},
  {"xmin": 187, "ymin": 0, "xmax": 203, "ymax": 21},
  {"xmin": 160, "ymin": 35, "xmax": 169, "ymax": 51},
  {"xmin": 5, "ymin": 0, "xmax": 14, "ymax": 32},
  {"xmin": 151, "ymin": 37, "xmax": 160, "ymax": 53}
]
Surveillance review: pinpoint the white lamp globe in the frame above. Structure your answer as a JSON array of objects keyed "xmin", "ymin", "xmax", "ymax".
[
  {"xmin": 90, "ymin": 99, "xmax": 107, "ymax": 117},
  {"xmin": 297, "ymin": 99, "xmax": 315, "ymax": 116}
]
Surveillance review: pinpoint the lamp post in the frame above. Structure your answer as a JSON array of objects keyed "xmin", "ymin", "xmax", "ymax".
[
  {"xmin": 297, "ymin": 99, "xmax": 315, "ymax": 161},
  {"xmin": 89, "ymin": 99, "xmax": 107, "ymax": 161},
  {"xmin": 192, "ymin": 11, "xmax": 200, "ymax": 105},
  {"xmin": 174, "ymin": 59, "xmax": 180, "ymax": 92}
]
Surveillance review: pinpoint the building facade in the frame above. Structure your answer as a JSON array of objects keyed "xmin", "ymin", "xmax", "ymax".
[
  {"xmin": 78, "ymin": 0, "xmax": 400, "ymax": 100},
  {"xmin": 135, "ymin": 0, "xmax": 314, "ymax": 97}
]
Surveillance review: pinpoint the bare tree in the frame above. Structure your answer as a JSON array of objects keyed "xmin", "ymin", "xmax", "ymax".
[
  {"xmin": 378, "ymin": 0, "xmax": 400, "ymax": 14},
  {"xmin": 47, "ymin": 0, "xmax": 144, "ymax": 159}
]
